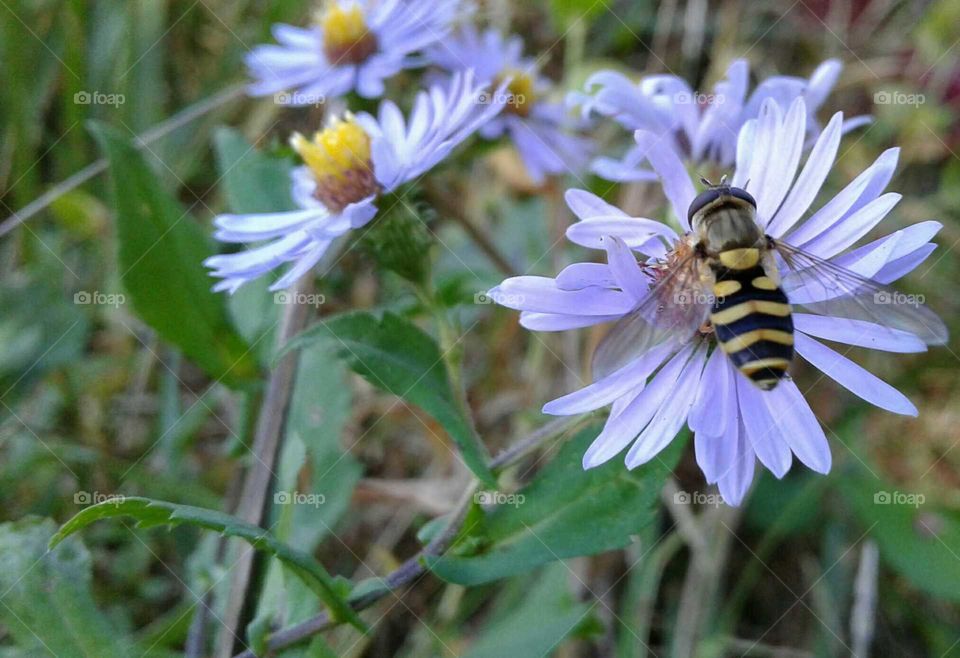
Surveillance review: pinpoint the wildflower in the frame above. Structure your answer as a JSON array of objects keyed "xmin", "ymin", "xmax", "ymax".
[
  {"xmin": 245, "ymin": 0, "xmax": 464, "ymax": 105},
  {"xmin": 205, "ymin": 71, "xmax": 506, "ymax": 292},
  {"xmin": 571, "ymin": 59, "xmax": 871, "ymax": 182},
  {"xmin": 490, "ymin": 98, "xmax": 945, "ymax": 505},
  {"xmin": 427, "ymin": 26, "xmax": 592, "ymax": 184}
]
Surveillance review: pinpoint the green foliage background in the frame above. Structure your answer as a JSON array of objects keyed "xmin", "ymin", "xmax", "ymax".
[{"xmin": 1, "ymin": 0, "xmax": 958, "ymax": 656}]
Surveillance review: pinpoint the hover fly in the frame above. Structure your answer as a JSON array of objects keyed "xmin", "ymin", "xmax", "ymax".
[{"xmin": 594, "ymin": 177, "xmax": 948, "ymax": 390}]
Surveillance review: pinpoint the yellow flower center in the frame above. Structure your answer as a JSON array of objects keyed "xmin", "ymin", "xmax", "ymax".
[
  {"xmin": 291, "ymin": 116, "xmax": 378, "ymax": 211},
  {"xmin": 317, "ymin": 2, "xmax": 378, "ymax": 64},
  {"xmin": 500, "ymin": 70, "xmax": 537, "ymax": 117}
]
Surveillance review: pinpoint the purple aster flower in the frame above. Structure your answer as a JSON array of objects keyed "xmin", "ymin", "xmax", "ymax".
[
  {"xmin": 205, "ymin": 71, "xmax": 505, "ymax": 292},
  {"xmin": 571, "ymin": 58, "xmax": 871, "ymax": 182},
  {"xmin": 426, "ymin": 26, "xmax": 592, "ymax": 185},
  {"xmin": 490, "ymin": 97, "xmax": 946, "ymax": 505},
  {"xmin": 245, "ymin": 0, "xmax": 464, "ymax": 106}
]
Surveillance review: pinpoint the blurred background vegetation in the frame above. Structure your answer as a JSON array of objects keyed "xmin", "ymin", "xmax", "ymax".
[{"xmin": 1, "ymin": 0, "xmax": 958, "ymax": 656}]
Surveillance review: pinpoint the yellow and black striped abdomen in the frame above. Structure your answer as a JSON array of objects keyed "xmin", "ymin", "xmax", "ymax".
[{"xmin": 709, "ymin": 249, "xmax": 793, "ymax": 390}]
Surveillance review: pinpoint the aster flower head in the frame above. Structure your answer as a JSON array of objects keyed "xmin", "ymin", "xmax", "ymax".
[
  {"xmin": 571, "ymin": 58, "xmax": 872, "ymax": 182},
  {"xmin": 245, "ymin": 0, "xmax": 465, "ymax": 105},
  {"xmin": 491, "ymin": 97, "xmax": 946, "ymax": 505},
  {"xmin": 427, "ymin": 26, "xmax": 592, "ymax": 184},
  {"xmin": 205, "ymin": 71, "xmax": 506, "ymax": 292}
]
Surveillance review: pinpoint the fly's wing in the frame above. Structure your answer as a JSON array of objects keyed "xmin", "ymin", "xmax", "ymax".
[
  {"xmin": 773, "ymin": 238, "xmax": 947, "ymax": 345},
  {"xmin": 592, "ymin": 252, "xmax": 713, "ymax": 379}
]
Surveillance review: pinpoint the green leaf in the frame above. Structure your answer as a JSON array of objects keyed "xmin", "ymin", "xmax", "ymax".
[
  {"xmin": 426, "ymin": 426, "xmax": 683, "ymax": 585},
  {"xmin": 213, "ymin": 127, "xmax": 296, "ymax": 214},
  {"xmin": 0, "ymin": 518, "xmax": 129, "ymax": 657},
  {"xmin": 285, "ymin": 311, "xmax": 496, "ymax": 485},
  {"xmin": 841, "ymin": 474, "xmax": 960, "ymax": 603},
  {"xmin": 90, "ymin": 122, "xmax": 258, "ymax": 388},
  {"xmin": 49, "ymin": 496, "xmax": 365, "ymax": 631},
  {"xmin": 463, "ymin": 563, "xmax": 594, "ymax": 658}
]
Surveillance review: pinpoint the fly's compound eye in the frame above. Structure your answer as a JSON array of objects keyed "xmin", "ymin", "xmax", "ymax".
[
  {"xmin": 687, "ymin": 188, "xmax": 721, "ymax": 224},
  {"xmin": 727, "ymin": 186, "xmax": 757, "ymax": 209},
  {"xmin": 687, "ymin": 185, "xmax": 758, "ymax": 224}
]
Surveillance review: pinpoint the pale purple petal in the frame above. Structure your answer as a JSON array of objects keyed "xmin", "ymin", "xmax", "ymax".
[
  {"xmin": 793, "ymin": 314, "xmax": 927, "ymax": 353},
  {"xmin": 591, "ymin": 155, "xmax": 658, "ymax": 182},
  {"xmin": 491, "ymin": 277, "xmax": 636, "ymax": 315},
  {"xmin": 833, "ymin": 221, "xmax": 941, "ymax": 272},
  {"xmin": 688, "ymin": 348, "xmax": 734, "ymax": 438},
  {"xmin": 543, "ymin": 342, "xmax": 676, "ymax": 415},
  {"xmin": 269, "ymin": 241, "xmax": 332, "ymax": 291},
  {"xmin": 766, "ymin": 112, "xmax": 843, "ymax": 237},
  {"xmin": 566, "ymin": 218, "xmax": 677, "ymax": 252},
  {"xmin": 565, "ymin": 188, "xmax": 629, "ymax": 221},
  {"xmin": 212, "ymin": 208, "xmax": 327, "ymax": 242},
  {"xmin": 695, "ymin": 429, "xmax": 736, "ymax": 485},
  {"xmin": 786, "ymin": 148, "xmax": 899, "ymax": 247},
  {"xmin": 716, "ymin": 416, "xmax": 755, "ymax": 505},
  {"xmin": 841, "ymin": 115, "xmax": 873, "ymax": 134},
  {"xmin": 625, "ymin": 344, "xmax": 707, "ymax": 468},
  {"xmin": 875, "ymin": 243, "xmax": 937, "ymax": 284},
  {"xmin": 737, "ymin": 377, "xmax": 793, "ymax": 478},
  {"xmin": 582, "ymin": 345, "xmax": 694, "ymax": 468},
  {"xmin": 744, "ymin": 99, "xmax": 783, "ymax": 208},
  {"xmin": 604, "ymin": 236, "xmax": 651, "ymax": 301},
  {"xmin": 555, "ymin": 263, "xmax": 616, "ymax": 290},
  {"xmin": 761, "ymin": 380, "xmax": 832, "ymax": 473},
  {"xmin": 519, "ymin": 311, "xmax": 622, "ymax": 331},
  {"xmin": 804, "ymin": 59, "xmax": 842, "ymax": 111},
  {"xmin": 731, "ymin": 118, "xmax": 757, "ymax": 188},
  {"xmin": 756, "ymin": 98, "xmax": 806, "ymax": 222},
  {"xmin": 794, "ymin": 333, "xmax": 918, "ymax": 416},
  {"xmin": 634, "ymin": 130, "xmax": 696, "ymax": 230},
  {"xmin": 799, "ymin": 193, "xmax": 901, "ymax": 258}
]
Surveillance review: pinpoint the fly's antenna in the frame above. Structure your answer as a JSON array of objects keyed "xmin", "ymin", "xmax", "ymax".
[
  {"xmin": 743, "ymin": 178, "xmax": 751, "ymax": 191},
  {"xmin": 699, "ymin": 174, "xmax": 731, "ymax": 189}
]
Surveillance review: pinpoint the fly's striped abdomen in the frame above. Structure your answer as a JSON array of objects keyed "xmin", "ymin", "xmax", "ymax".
[{"xmin": 709, "ymin": 249, "xmax": 794, "ymax": 390}]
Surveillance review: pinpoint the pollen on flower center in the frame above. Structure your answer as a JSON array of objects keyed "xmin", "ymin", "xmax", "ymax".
[
  {"xmin": 499, "ymin": 70, "xmax": 537, "ymax": 117},
  {"xmin": 291, "ymin": 116, "xmax": 379, "ymax": 211},
  {"xmin": 318, "ymin": 2, "xmax": 378, "ymax": 64}
]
